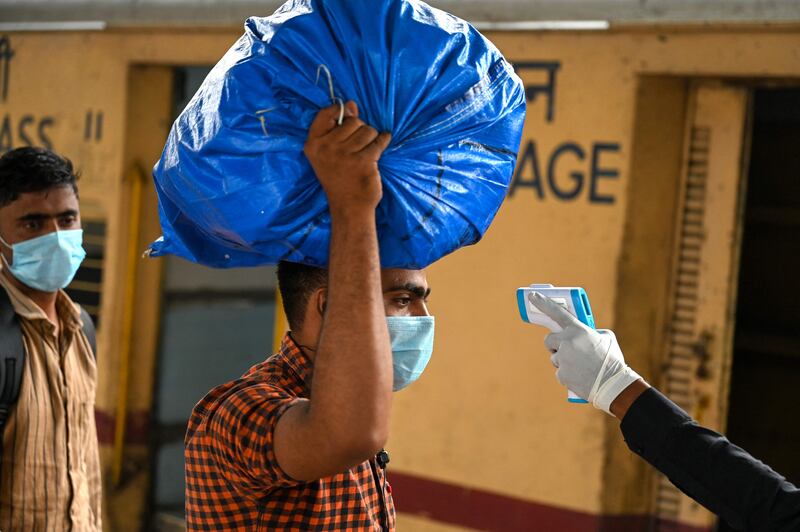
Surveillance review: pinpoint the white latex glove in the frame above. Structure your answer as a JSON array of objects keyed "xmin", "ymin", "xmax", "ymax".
[{"xmin": 529, "ymin": 292, "xmax": 641, "ymax": 414}]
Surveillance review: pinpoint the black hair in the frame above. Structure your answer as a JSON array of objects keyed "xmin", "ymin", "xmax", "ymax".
[
  {"xmin": 277, "ymin": 260, "xmax": 328, "ymax": 331},
  {"xmin": 0, "ymin": 147, "xmax": 79, "ymax": 207}
]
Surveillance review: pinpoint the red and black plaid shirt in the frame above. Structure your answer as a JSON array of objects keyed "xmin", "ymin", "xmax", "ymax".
[{"xmin": 185, "ymin": 334, "xmax": 395, "ymax": 531}]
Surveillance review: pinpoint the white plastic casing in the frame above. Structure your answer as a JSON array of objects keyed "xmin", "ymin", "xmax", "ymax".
[{"xmin": 517, "ymin": 284, "xmax": 596, "ymax": 403}]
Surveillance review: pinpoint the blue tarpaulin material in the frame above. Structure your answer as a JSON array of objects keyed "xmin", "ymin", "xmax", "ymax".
[{"xmin": 149, "ymin": 0, "xmax": 526, "ymax": 269}]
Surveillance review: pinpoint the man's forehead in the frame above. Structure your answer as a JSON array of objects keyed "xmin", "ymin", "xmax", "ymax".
[
  {"xmin": 381, "ymin": 268, "xmax": 428, "ymax": 290},
  {"xmin": 4, "ymin": 186, "xmax": 79, "ymax": 214}
]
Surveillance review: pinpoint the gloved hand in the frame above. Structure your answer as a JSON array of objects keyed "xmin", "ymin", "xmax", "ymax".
[{"xmin": 529, "ymin": 292, "xmax": 642, "ymax": 414}]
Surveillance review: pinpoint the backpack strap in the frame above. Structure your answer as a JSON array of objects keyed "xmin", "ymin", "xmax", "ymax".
[
  {"xmin": 79, "ymin": 306, "xmax": 97, "ymax": 359},
  {"xmin": 0, "ymin": 288, "xmax": 24, "ymax": 436},
  {"xmin": 0, "ymin": 292, "xmax": 96, "ymax": 437}
]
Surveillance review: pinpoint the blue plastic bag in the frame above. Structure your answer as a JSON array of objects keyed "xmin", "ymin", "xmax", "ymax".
[{"xmin": 150, "ymin": 0, "xmax": 526, "ymax": 269}]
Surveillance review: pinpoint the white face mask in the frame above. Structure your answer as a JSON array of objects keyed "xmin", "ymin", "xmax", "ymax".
[
  {"xmin": 0, "ymin": 230, "xmax": 86, "ymax": 292},
  {"xmin": 386, "ymin": 316, "xmax": 435, "ymax": 391}
]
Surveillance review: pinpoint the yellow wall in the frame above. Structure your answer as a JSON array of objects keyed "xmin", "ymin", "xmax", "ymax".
[
  {"xmin": 391, "ymin": 27, "xmax": 800, "ymax": 530},
  {"xmin": 1, "ymin": 24, "xmax": 798, "ymax": 531}
]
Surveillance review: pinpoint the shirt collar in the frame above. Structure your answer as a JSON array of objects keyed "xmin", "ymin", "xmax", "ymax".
[{"xmin": 279, "ymin": 333, "xmax": 314, "ymax": 392}]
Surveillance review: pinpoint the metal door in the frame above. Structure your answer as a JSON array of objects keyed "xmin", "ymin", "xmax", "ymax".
[{"xmin": 655, "ymin": 82, "xmax": 751, "ymax": 530}]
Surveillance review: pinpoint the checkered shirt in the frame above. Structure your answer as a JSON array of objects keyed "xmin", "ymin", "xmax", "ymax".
[{"xmin": 185, "ymin": 333, "xmax": 396, "ymax": 531}]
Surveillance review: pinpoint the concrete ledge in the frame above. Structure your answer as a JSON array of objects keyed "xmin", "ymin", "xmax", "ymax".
[{"xmin": 0, "ymin": 1, "xmax": 798, "ymax": 27}]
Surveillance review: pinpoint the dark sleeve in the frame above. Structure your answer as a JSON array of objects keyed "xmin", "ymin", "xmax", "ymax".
[{"xmin": 620, "ymin": 388, "xmax": 800, "ymax": 531}]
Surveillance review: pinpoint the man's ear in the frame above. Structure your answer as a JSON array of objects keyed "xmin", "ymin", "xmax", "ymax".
[{"xmin": 314, "ymin": 287, "xmax": 328, "ymax": 317}]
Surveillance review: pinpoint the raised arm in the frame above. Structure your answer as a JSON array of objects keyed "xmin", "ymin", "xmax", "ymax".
[
  {"xmin": 273, "ymin": 102, "xmax": 393, "ymax": 481},
  {"xmin": 531, "ymin": 293, "xmax": 800, "ymax": 531}
]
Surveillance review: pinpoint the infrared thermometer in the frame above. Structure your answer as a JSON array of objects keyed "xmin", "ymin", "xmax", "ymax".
[{"xmin": 517, "ymin": 284, "xmax": 595, "ymax": 404}]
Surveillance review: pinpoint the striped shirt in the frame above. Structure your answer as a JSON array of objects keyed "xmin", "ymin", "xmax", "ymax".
[
  {"xmin": 0, "ymin": 272, "xmax": 102, "ymax": 531},
  {"xmin": 185, "ymin": 333, "xmax": 395, "ymax": 531}
]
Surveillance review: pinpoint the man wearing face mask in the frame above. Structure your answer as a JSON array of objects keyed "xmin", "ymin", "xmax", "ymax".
[
  {"xmin": 185, "ymin": 102, "xmax": 432, "ymax": 531},
  {"xmin": 0, "ymin": 147, "xmax": 101, "ymax": 530}
]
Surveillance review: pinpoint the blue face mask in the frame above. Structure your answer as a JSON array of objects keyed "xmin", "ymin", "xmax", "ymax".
[
  {"xmin": 386, "ymin": 316, "xmax": 435, "ymax": 391},
  {"xmin": 0, "ymin": 230, "xmax": 86, "ymax": 292}
]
